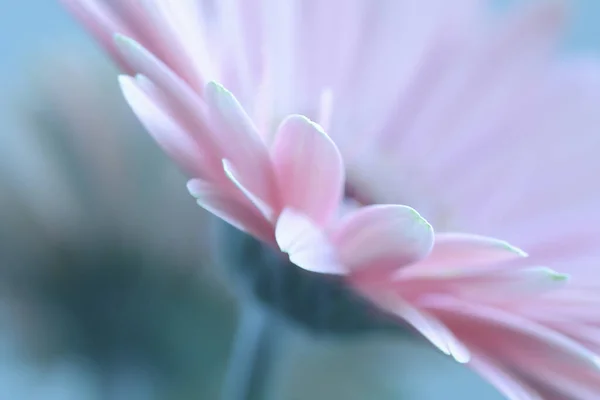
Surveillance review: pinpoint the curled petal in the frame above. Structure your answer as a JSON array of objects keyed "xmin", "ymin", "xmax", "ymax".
[
  {"xmin": 270, "ymin": 115, "xmax": 344, "ymax": 226},
  {"xmin": 222, "ymin": 159, "xmax": 274, "ymax": 222},
  {"xmin": 399, "ymin": 232, "xmax": 527, "ymax": 278},
  {"xmin": 275, "ymin": 208, "xmax": 345, "ymax": 274},
  {"xmin": 204, "ymin": 81, "xmax": 264, "ymax": 146},
  {"xmin": 205, "ymin": 82, "xmax": 276, "ymax": 206},
  {"xmin": 332, "ymin": 205, "xmax": 434, "ymax": 274},
  {"xmin": 187, "ymin": 179, "xmax": 273, "ymax": 243}
]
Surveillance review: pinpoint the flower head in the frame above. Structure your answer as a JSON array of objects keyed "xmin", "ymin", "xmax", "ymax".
[
  {"xmin": 119, "ymin": 65, "xmax": 435, "ymax": 273},
  {"xmin": 62, "ymin": 0, "xmax": 600, "ymax": 275},
  {"xmin": 61, "ymin": 0, "xmax": 600, "ymax": 397}
]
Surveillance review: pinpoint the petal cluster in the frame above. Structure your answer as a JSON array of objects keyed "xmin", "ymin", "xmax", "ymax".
[
  {"xmin": 352, "ymin": 234, "xmax": 600, "ymax": 399},
  {"xmin": 116, "ymin": 35, "xmax": 434, "ymax": 274}
]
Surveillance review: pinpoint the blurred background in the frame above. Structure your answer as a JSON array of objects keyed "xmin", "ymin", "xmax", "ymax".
[{"xmin": 0, "ymin": 1, "xmax": 598, "ymax": 399}]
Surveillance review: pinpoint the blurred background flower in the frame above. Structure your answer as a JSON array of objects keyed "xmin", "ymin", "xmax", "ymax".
[{"xmin": 0, "ymin": 48, "xmax": 237, "ymax": 399}]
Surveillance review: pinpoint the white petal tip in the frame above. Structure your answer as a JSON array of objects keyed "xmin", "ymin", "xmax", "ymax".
[
  {"xmin": 113, "ymin": 33, "xmax": 139, "ymax": 47},
  {"xmin": 548, "ymin": 271, "xmax": 569, "ymax": 282},
  {"xmin": 222, "ymin": 159, "xmax": 274, "ymax": 221},
  {"xmin": 205, "ymin": 80, "xmax": 228, "ymax": 96},
  {"xmin": 221, "ymin": 158, "xmax": 232, "ymax": 172},
  {"xmin": 410, "ymin": 208, "xmax": 434, "ymax": 230},
  {"xmin": 546, "ymin": 268, "xmax": 571, "ymax": 282},
  {"xmin": 524, "ymin": 267, "xmax": 570, "ymax": 282},
  {"xmin": 117, "ymin": 74, "xmax": 131, "ymax": 85},
  {"xmin": 452, "ymin": 350, "xmax": 471, "ymax": 364},
  {"xmin": 283, "ymin": 114, "xmax": 326, "ymax": 134},
  {"xmin": 186, "ymin": 180, "xmax": 201, "ymax": 198},
  {"xmin": 499, "ymin": 242, "xmax": 528, "ymax": 257}
]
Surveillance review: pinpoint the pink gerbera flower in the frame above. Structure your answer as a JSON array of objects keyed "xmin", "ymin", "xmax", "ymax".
[
  {"xmin": 60, "ymin": 0, "xmax": 600, "ymax": 277},
  {"xmin": 61, "ymin": 0, "xmax": 600, "ymax": 398},
  {"xmin": 119, "ymin": 69, "xmax": 435, "ymax": 274}
]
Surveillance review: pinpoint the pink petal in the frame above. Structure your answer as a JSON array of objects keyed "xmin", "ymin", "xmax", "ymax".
[
  {"xmin": 213, "ymin": 0, "xmax": 265, "ymax": 102},
  {"xmin": 204, "ymin": 81, "xmax": 264, "ymax": 146},
  {"xmin": 394, "ymin": 267, "xmax": 568, "ymax": 304},
  {"xmin": 395, "ymin": 300, "xmax": 469, "ymax": 364},
  {"xmin": 60, "ymin": 0, "xmax": 134, "ymax": 72},
  {"xmin": 222, "ymin": 159, "xmax": 274, "ymax": 222},
  {"xmin": 186, "ymin": 179, "xmax": 273, "ymax": 243},
  {"xmin": 118, "ymin": 74, "xmax": 211, "ymax": 178},
  {"xmin": 116, "ymin": 38, "xmax": 276, "ymax": 197},
  {"xmin": 137, "ymin": 0, "xmax": 213, "ymax": 92},
  {"xmin": 270, "ymin": 115, "xmax": 344, "ymax": 226},
  {"xmin": 355, "ymin": 290, "xmax": 469, "ymax": 363},
  {"xmin": 114, "ymin": 34, "xmax": 194, "ymax": 99},
  {"xmin": 469, "ymin": 354, "xmax": 544, "ymax": 400},
  {"xmin": 205, "ymin": 82, "xmax": 276, "ymax": 207},
  {"xmin": 423, "ymin": 296, "xmax": 600, "ymax": 370},
  {"xmin": 113, "ymin": 35, "xmax": 214, "ymax": 133},
  {"xmin": 521, "ymin": 363, "xmax": 600, "ymax": 400},
  {"xmin": 332, "ymin": 205, "xmax": 434, "ymax": 274},
  {"xmin": 429, "ymin": 296, "xmax": 600, "ymax": 399},
  {"xmin": 400, "ymin": 233, "xmax": 527, "ymax": 278},
  {"xmin": 114, "ymin": 36, "xmax": 225, "ymax": 171},
  {"xmin": 275, "ymin": 208, "xmax": 345, "ymax": 274}
]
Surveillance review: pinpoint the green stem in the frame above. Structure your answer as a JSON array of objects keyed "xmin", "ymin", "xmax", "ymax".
[{"xmin": 221, "ymin": 301, "xmax": 277, "ymax": 400}]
